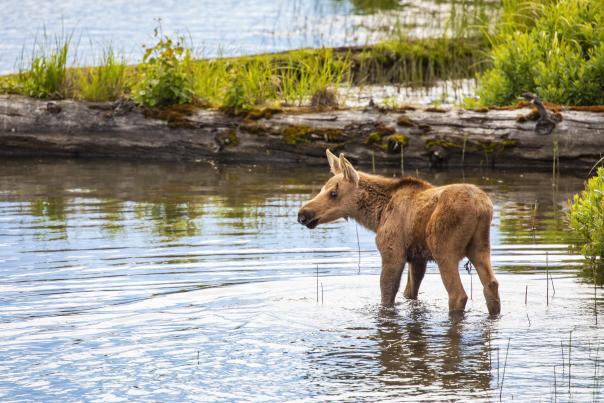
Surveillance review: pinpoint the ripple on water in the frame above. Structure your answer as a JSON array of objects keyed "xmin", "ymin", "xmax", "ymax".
[{"xmin": 0, "ymin": 160, "xmax": 601, "ymax": 401}]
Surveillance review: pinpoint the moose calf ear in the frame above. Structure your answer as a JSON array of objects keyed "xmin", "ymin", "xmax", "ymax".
[
  {"xmin": 339, "ymin": 154, "xmax": 359, "ymax": 185},
  {"xmin": 326, "ymin": 149, "xmax": 341, "ymax": 175}
]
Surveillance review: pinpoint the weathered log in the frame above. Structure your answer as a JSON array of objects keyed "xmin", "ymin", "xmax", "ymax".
[{"xmin": 1, "ymin": 95, "xmax": 603, "ymax": 169}]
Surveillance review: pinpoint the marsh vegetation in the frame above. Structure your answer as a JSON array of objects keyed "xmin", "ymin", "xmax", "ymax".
[{"xmin": 2, "ymin": 0, "xmax": 602, "ymax": 109}]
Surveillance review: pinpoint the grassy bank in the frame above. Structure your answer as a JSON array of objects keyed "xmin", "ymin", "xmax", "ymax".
[
  {"xmin": 2, "ymin": 0, "xmax": 603, "ymax": 109},
  {"xmin": 0, "ymin": 32, "xmax": 487, "ymax": 111}
]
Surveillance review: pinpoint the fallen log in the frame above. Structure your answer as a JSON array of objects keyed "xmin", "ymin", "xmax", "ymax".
[{"xmin": 1, "ymin": 95, "xmax": 603, "ymax": 170}]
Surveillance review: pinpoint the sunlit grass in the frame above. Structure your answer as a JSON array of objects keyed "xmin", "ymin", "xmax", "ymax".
[
  {"xmin": 75, "ymin": 48, "xmax": 128, "ymax": 102},
  {"xmin": 0, "ymin": 0, "xmax": 496, "ymax": 108},
  {"xmin": 0, "ymin": 1, "xmax": 524, "ymax": 108},
  {"xmin": 17, "ymin": 34, "xmax": 72, "ymax": 99}
]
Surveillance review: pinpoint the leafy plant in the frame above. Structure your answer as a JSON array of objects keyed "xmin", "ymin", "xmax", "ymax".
[
  {"xmin": 478, "ymin": 0, "xmax": 604, "ymax": 106},
  {"xmin": 567, "ymin": 167, "xmax": 604, "ymax": 265},
  {"xmin": 133, "ymin": 30, "xmax": 194, "ymax": 107}
]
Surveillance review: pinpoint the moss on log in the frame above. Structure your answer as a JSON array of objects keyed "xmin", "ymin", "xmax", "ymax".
[{"xmin": 1, "ymin": 95, "xmax": 603, "ymax": 169}]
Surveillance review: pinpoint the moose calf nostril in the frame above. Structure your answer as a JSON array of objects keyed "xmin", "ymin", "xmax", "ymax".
[{"xmin": 298, "ymin": 210, "xmax": 315, "ymax": 225}]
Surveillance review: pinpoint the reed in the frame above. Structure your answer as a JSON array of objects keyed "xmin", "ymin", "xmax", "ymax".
[
  {"xmin": 568, "ymin": 330, "xmax": 572, "ymax": 393},
  {"xmin": 321, "ymin": 282, "xmax": 324, "ymax": 304},
  {"xmin": 316, "ymin": 264, "xmax": 319, "ymax": 303},
  {"xmin": 371, "ymin": 151, "xmax": 376, "ymax": 174},
  {"xmin": 595, "ymin": 265, "xmax": 598, "ymax": 326},
  {"xmin": 400, "ymin": 144, "xmax": 404, "ymax": 175},
  {"xmin": 546, "ymin": 250, "xmax": 549, "ymax": 306},
  {"xmin": 594, "ymin": 340, "xmax": 600, "ymax": 401},
  {"xmin": 554, "ymin": 365, "xmax": 557, "ymax": 401},
  {"xmin": 500, "ymin": 338, "xmax": 511, "ymax": 401},
  {"xmin": 355, "ymin": 223, "xmax": 361, "ymax": 275}
]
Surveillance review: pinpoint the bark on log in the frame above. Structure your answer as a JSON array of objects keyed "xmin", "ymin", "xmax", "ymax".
[{"xmin": 1, "ymin": 95, "xmax": 603, "ymax": 169}]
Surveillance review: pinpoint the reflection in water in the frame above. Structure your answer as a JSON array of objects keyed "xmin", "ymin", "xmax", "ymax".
[
  {"xmin": 375, "ymin": 307, "xmax": 491, "ymax": 397},
  {"xmin": 577, "ymin": 263, "xmax": 604, "ymax": 286},
  {"xmin": 136, "ymin": 201, "xmax": 204, "ymax": 240},
  {"xmin": 340, "ymin": 0, "xmax": 402, "ymax": 13},
  {"xmin": 1, "ymin": 158, "xmax": 602, "ymax": 401},
  {"xmin": 0, "ymin": 160, "xmax": 586, "ymax": 245}
]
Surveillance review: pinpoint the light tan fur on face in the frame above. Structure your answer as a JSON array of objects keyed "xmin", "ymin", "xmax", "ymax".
[{"xmin": 298, "ymin": 149, "xmax": 501, "ymax": 316}]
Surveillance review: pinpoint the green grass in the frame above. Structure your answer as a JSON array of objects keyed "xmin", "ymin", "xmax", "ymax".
[
  {"xmin": 18, "ymin": 35, "xmax": 72, "ymax": 99},
  {"xmin": 353, "ymin": 35, "xmax": 488, "ymax": 87},
  {"xmin": 189, "ymin": 47, "xmax": 352, "ymax": 112},
  {"xmin": 76, "ymin": 48, "xmax": 127, "ymax": 102},
  {"xmin": 0, "ymin": 20, "xmax": 488, "ymax": 109},
  {"xmin": 15, "ymin": 1, "xmax": 599, "ymax": 108}
]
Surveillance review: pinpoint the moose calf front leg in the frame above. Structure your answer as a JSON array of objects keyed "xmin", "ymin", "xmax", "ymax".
[
  {"xmin": 379, "ymin": 253, "xmax": 406, "ymax": 306},
  {"xmin": 376, "ymin": 229, "xmax": 406, "ymax": 306}
]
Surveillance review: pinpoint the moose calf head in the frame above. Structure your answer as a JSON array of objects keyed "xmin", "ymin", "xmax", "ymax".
[{"xmin": 298, "ymin": 150, "xmax": 360, "ymax": 229}]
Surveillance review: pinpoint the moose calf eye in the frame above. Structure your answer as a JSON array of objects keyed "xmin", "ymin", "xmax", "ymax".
[{"xmin": 330, "ymin": 191, "xmax": 338, "ymax": 198}]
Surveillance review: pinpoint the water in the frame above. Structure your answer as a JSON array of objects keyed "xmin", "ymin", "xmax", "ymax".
[
  {"xmin": 0, "ymin": 158, "xmax": 602, "ymax": 402},
  {"xmin": 341, "ymin": 79, "xmax": 477, "ymax": 107},
  {"xmin": 0, "ymin": 0, "xmax": 488, "ymax": 74}
]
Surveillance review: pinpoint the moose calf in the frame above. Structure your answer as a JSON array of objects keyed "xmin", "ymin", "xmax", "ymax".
[{"xmin": 298, "ymin": 150, "xmax": 501, "ymax": 315}]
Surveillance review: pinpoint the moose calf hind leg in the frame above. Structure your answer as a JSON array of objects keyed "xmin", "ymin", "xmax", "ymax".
[
  {"xmin": 436, "ymin": 257, "xmax": 468, "ymax": 313},
  {"xmin": 468, "ymin": 250, "xmax": 501, "ymax": 316},
  {"xmin": 403, "ymin": 260, "xmax": 427, "ymax": 300},
  {"xmin": 483, "ymin": 279, "xmax": 501, "ymax": 316}
]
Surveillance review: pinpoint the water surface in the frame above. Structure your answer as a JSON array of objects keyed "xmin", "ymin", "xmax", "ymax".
[
  {"xmin": 0, "ymin": 0, "xmax": 489, "ymax": 74},
  {"xmin": 0, "ymin": 159, "xmax": 602, "ymax": 401}
]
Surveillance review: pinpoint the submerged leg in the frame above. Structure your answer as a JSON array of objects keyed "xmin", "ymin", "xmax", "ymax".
[
  {"xmin": 376, "ymin": 228, "xmax": 406, "ymax": 307},
  {"xmin": 403, "ymin": 259, "xmax": 427, "ymax": 300},
  {"xmin": 380, "ymin": 258, "xmax": 406, "ymax": 306},
  {"xmin": 435, "ymin": 256, "xmax": 468, "ymax": 314},
  {"xmin": 467, "ymin": 219, "xmax": 501, "ymax": 316},
  {"xmin": 467, "ymin": 249, "xmax": 501, "ymax": 315}
]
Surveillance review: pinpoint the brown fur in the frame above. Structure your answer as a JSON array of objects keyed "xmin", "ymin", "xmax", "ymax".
[{"xmin": 298, "ymin": 150, "xmax": 501, "ymax": 315}]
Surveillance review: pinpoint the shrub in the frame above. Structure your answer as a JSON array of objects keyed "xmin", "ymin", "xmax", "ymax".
[
  {"xmin": 567, "ymin": 167, "xmax": 604, "ymax": 264},
  {"xmin": 133, "ymin": 32, "xmax": 194, "ymax": 107},
  {"xmin": 478, "ymin": 0, "xmax": 604, "ymax": 106}
]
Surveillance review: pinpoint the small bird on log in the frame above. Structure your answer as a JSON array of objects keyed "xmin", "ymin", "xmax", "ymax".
[{"xmin": 521, "ymin": 92, "xmax": 558, "ymax": 135}]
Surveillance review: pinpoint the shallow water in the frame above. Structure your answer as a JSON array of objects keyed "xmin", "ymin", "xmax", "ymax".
[
  {"xmin": 0, "ymin": 159, "xmax": 602, "ymax": 402},
  {"xmin": 341, "ymin": 79, "xmax": 477, "ymax": 107},
  {"xmin": 0, "ymin": 0, "xmax": 489, "ymax": 74}
]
